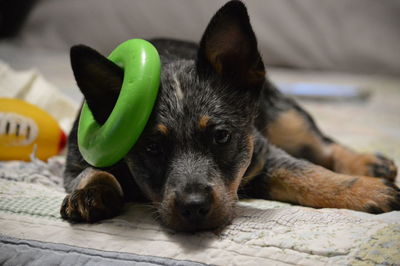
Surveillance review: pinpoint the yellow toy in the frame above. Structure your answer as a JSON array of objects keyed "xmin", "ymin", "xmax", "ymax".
[{"xmin": 0, "ymin": 98, "xmax": 66, "ymax": 161}]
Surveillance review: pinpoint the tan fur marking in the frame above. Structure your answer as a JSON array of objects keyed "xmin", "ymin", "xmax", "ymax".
[
  {"xmin": 77, "ymin": 168, "xmax": 123, "ymax": 197},
  {"xmin": 210, "ymin": 181, "xmax": 235, "ymax": 227},
  {"xmin": 157, "ymin": 124, "xmax": 169, "ymax": 136},
  {"xmin": 268, "ymin": 167, "xmax": 342, "ymax": 207},
  {"xmin": 241, "ymin": 160, "xmax": 264, "ymax": 186},
  {"xmin": 207, "ymin": 50, "xmax": 223, "ymax": 74},
  {"xmin": 229, "ymin": 170, "xmax": 244, "ymax": 201},
  {"xmin": 230, "ymin": 135, "xmax": 254, "ymax": 194},
  {"xmin": 266, "ymin": 109, "xmax": 332, "ymax": 167},
  {"xmin": 268, "ymin": 166, "xmax": 396, "ymax": 212},
  {"xmin": 198, "ymin": 115, "xmax": 211, "ymax": 130},
  {"xmin": 240, "ymin": 135, "xmax": 264, "ymax": 186},
  {"xmin": 248, "ymin": 69, "xmax": 266, "ymax": 85},
  {"xmin": 266, "ymin": 109, "xmax": 398, "ymax": 179},
  {"xmin": 330, "ymin": 144, "xmax": 397, "ymax": 180},
  {"xmin": 330, "ymin": 144, "xmax": 371, "ymax": 175}
]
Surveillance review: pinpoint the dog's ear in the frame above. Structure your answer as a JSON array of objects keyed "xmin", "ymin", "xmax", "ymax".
[
  {"xmin": 197, "ymin": 0, "xmax": 265, "ymax": 89},
  {"xmin": 70, "ymin": 45, "xmax": 123, "ymax": 124}
]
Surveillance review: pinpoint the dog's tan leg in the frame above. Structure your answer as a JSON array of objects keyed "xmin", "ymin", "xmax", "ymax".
[
  {"xmin": 265, "ymin": 107, "xmax": 397, "ymax": 181},
  {"xmin": 60, "ymin": 168, "xmax": 124, "ymax": 222},
  {"xmin": 243, "ymin": 146, "xmax": 400, "ymax": 213}
]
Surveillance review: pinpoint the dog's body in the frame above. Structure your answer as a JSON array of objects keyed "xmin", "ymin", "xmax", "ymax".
[{"xmin": 61, "ymin": 1, "xmax": 399, "ymax": 231}]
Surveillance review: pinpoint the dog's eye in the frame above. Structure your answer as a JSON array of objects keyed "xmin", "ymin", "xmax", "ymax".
[
  {"xmin": 145, "ymin": 142, "xmax": 162, "ymax": 155},
  {"xmin": 213, "ymin": 130, "xmax": 231, "ymax": 145}
]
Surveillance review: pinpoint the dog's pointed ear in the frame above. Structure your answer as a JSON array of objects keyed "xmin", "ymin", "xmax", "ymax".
[
  {"xmin": 197, "ymin": 0, "xmax": 265, "ymax": 88},
  {"xmin": 70, "ymin": 45, "xmax": 123, "ymax": 124}
]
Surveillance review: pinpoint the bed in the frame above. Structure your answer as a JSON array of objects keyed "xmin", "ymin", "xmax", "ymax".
[
  {"xmin": 0, "ymin": 66, "xmax": 399, "ymax": 265},
  {"xmin": 1, "ymin": 1, "xmax": 400, "ymax": 264},
  {"xmin": 1, "ymin": 154, "xmax": 400, "ymax": 265}
]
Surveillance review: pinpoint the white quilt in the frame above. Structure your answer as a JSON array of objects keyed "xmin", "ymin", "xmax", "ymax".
[{"xmin": 1, "ymin": 158, "xmax": 399, "ymax": 265}]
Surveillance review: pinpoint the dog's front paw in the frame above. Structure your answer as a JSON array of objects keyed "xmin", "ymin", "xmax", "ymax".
[
  {"xmin": 366, "ymin": 153, "xmax": 398, "ymax": 182},
  {"xmin": 332, "ymin": 146, "xmax": 397, "ymax": 181},
  {"xmin": 336, "ymin": 152, "xmax": 397, "ymax": 181},
  {"xmin": 355, "ymin": 178, "xmax": 400, "ymax": 214},
  {"xmin": 60, "ymin": 183, "xmax": 123, "ymax": 223}
]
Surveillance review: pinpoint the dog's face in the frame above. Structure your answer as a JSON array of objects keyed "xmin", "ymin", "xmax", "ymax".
[{"xmin": 71, "ymin": 1, "xmax": 265, "ymax": 231}]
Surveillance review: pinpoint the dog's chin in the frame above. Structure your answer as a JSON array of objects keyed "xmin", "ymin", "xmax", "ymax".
[{"xmin": 158, "ymin": 202, "xmax": 235, "ymax": 233}]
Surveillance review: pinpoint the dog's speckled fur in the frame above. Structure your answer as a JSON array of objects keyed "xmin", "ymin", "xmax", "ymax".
[{"xmin": 61, "ymin": 1, "xmax": 399, "ymax": 232}]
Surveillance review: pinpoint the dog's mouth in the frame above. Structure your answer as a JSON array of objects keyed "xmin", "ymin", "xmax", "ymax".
[
  {"xmin": 161, "ymin": 209, "xmax": 234, "ymax": 232},
  {"xmin": 157, "ymin": 189, "xmax": 237, "ymax": 232}
]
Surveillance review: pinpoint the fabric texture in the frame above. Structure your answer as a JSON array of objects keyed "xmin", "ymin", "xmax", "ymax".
[
  {"xmin": 0, "ymin": 235, "xmax": 206, "ymax": 266},
  {"xmin": 1, "ymin": 158, "xmax": 399, "ymax": 265}
]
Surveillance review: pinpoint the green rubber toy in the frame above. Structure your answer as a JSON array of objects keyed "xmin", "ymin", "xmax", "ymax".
[{"xmin": 78, "ymin": 39, "xmax": 161, "ymax": 167}]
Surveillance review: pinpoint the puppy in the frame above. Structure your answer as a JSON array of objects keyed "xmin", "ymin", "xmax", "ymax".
[{"xmin": 61, "ymin": 0, "xmax": 399, "ymax": 232}]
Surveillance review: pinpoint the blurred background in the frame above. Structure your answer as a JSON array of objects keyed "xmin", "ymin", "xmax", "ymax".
[
  {"xmin": 0, "ymin": 0, "xmax": 400, "ymax": 175},
  {"xmin": 1, "ymin": 0, "xmax": 400, "ymax": 93}
]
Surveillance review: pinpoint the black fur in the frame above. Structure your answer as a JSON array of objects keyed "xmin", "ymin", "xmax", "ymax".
[{"xmin": 63, "ymin": 0, "xmax": 400, "ymax": 231}]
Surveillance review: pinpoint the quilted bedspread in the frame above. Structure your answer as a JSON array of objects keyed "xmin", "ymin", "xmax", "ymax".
[{"xmin": 0, "ymin": 157, "xmax": 399, "ymax": 266}]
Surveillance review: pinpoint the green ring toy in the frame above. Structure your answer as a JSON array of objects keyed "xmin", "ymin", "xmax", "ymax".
[{"xmin": 78, "ymin": 39, "xmax": 161, "ymax": 167}]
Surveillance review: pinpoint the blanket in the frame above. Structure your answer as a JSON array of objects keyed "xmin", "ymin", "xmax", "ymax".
[{"xmin": 1, "ymin": 158, "xmax": 399, "ymax": 265}]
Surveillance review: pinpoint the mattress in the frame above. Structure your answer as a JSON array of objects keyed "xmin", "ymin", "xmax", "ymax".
[
  {"xmin": 1, "ymin": 55, "xmax": 400, "ymax": 265},
  {"xmin": 1, "ymin": 157, "xmax": 399, "ymax": 265}
]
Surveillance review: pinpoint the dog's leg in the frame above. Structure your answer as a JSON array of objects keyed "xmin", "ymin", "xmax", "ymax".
[
  {"xmin": 262, "ymin": 89, "xmax": 397, "ymax": 181},
  {"xmin": 60, "ymin": 167, "xmax": 124, "ymax": 222},
  {"xmin": 243, "ymin": 145, "xmax": 400, "ymax": 213}
]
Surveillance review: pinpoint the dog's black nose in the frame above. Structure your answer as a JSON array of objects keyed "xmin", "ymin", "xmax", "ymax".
[{"xmin": 176, "ymin": 191, "xmax": 212, "ymax": 223}]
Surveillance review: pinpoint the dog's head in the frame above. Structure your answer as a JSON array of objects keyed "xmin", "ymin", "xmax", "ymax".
[{"xmin": 71, "ymin": 1, "xmax": 265, "ymax": 231}]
